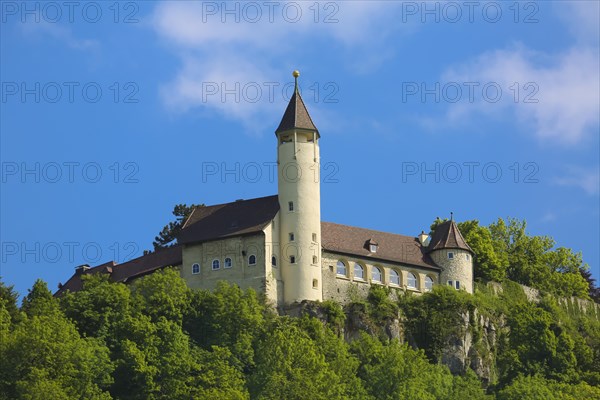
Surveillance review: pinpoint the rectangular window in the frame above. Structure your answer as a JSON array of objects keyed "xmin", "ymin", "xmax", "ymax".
[
  {"xmin": 369, "ymin": 244, "xmax": 377, "ymax": 253},
  {"xmin": 448, "ymin": 280, "xmax": 453, "ymax": 286},
  {"xmin": 312, "ymin": 255, "xmax": 318, "ymax": 264},
  {"xmin": 289, "ymin": 233, "xmax": 295, "ymax": 242},
  {"xmin": 312, "ymin": 279, "xmax": 318, "ymax": 289},
  {"xmin": 290, "ymin": 255, "xmax": 296, "ymax": 264},
  {"xmin": 312, "ymin": 233, "xmax": 317, "ymax": 242},
  {"xmin": 288, "ymin": 201, "xmax": 294, "ymax": 211},
  {"xmin": 455, "ymin": 281, "xmax": 460, "ymax": 290},
  {"xmin": 466, "ymin": 254, "xmax": 471, "ymax": 260},
  {"xmin": 448, "ymin": 252, "xmax": 454, "ymax": 259}
]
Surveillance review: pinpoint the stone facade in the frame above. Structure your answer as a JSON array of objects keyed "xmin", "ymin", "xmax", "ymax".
[
  {"xmin": 320, "ymin": 251, "xmax": 440, "ymax": 304},
  {"xmin": 181, "ymin": 231, "xmax": 273, "ymax": 300},
  {"xmin": 432, "ymin": 248, "xmax": 474, "ymax": 294}
]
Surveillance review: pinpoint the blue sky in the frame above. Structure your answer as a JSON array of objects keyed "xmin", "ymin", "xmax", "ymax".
[{"xmin": 1, "ymin": 1, "xmax": 599, "ymax": 297}]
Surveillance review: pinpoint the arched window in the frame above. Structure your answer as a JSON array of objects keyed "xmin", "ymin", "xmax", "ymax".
[
  {"xmin": 390, "ymin": 269, "xmax": 400, "ymax": 286},
  {"xmin": 372, "ymin": 266, "xmax": 382, "ymax": 283},
  {"xmin": 248, "ymin": 255, "xmax": 256, "ymax": 265},
  {"xmin": 192, "ymin": 263, "xmax": 200, "ymax": 274},
  {"xmin": 336, "ymin": 261, "xmax": 347, "ymax": 276},
  {"xmin": 212, "ymin": 259, "xmax": 220, "ymax": 270},
  {"xmin": 354, "ymin": 263, "xmax": 364, "ymax": 280},
  {"xmin": 224, "ymin": 258, "xmax": 232, "ymax": 268},
  {"xmin": 407, "ymin": 272, "xmax": 417, "ymax": 289},
  {"xmin": 271, "ymin": 256, "xmax": 277, "ymax": 267},
  {"xmin": 425, "ymin": 276, "xmax": 434, "ymax": 291}
]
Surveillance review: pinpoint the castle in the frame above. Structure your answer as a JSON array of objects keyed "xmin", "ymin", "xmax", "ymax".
[{"xmin": 58, "ymin": 71, "xmax": 474, "ymax": 305}]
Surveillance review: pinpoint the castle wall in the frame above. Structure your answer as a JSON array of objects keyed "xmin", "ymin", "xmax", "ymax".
[
  {"xmin": 431, "ymin": 249, "xmax": 474, "ymax": 294},
  {"xmin": 321, "ymin": 251, "xmax": 440, "ymax": 304},
  {"xmin": 181, "ymin": 233, "xmax": 268, "ymax": 295}
]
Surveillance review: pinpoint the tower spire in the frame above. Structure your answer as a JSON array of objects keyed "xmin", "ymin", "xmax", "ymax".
[{"xmin": 275, "ymin": 70, "xmax": 319, "ymax": 136}]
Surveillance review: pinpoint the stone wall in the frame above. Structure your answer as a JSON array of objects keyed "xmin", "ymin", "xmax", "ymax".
[
  {"xmin": 181, "ymin": 233, "xmax": 268, "ymax": 296},
  {"xmin": 431, "ymin": 248, "xmax": 474, "ymax": 294},
  {"xmin": 321, "ymin": 251, "xmax": 439, "ymax": 304}
]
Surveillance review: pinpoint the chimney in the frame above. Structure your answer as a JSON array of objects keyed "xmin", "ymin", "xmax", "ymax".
[
  {"xmin": 74, "ymin": 264, "xmax": 90, "ymax": 275},
  {"xmin": 418, "ymin": 231, "xmax": 430, "ymax": 246}
]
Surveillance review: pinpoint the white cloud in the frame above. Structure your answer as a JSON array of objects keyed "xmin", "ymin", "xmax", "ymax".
[
  {"xmin": 440, "ymin": 45, "xmax": 599, "ymax": 144},
  {"xmin": 19, "ymin": 20, "xmax": 97, "ymax": 50},
  {"xmin": 425, "ymin": 1, "xmax": 600, "ymax": 145},
  {"xmin": 151, "ymin": 1, "xmax": 405, "ymax": 130},
  {"xmin": 554, "ymin": 166, "xmax": 600, "ymax": 196}
]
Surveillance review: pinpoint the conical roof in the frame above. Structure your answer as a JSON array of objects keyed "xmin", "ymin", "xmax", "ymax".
[
  {"xmin": 427, "ymin": 219, "xmax": 473, "ymax": 253},
  {"xmin": 275, "ymin": 72, "xmax": 319, "ymax": 135}
]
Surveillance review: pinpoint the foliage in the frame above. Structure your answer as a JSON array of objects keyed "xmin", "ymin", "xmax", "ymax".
[{"xmin": 2, "ymin": 266, "xmax": 599, "ymax": 399}]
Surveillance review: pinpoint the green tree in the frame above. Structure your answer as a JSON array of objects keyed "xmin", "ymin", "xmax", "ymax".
[
  {"xmin": 1, "ymin": 281, "xmax": 113, "ymax": 399},
  {"xmin": 0, "ymin": 279, "xmax": 20, "ymax": 323},
  {"xmin": 458, "ymin": 220, "xmax": 509, "ymax": 282},
  {"xmin": 130, "ymin": 267, "xmax": 190, "ymax": 324},
  {"xmin": 249, "ymin": 318, "xmax": 348, "ymax": 400},
  {"xmin": 184, "ymin": 281, "xmax": 267, "ymax": 372},
  {"xmin": 152, "ymin": 203, "xmax": 202, "ymax": 250}
]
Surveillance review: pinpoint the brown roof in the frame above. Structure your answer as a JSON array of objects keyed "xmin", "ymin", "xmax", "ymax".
[
  {"xmin": 321, "ymin": 222, "xmax": 439, "ymax": 270},
  {"xmin": 275, "ymin": 87, "xmax": 319, "ymax": 135},
  {"xmin": 427, "ymin": 220, "xmax": 473, "ymax": 253},
  {"xmin": 178, "ymin": 195, "xmax": 280, "ymax": 245},
  {"xmin": 55, "ymin": 245, "xmax": 182, "ymax": 296}
]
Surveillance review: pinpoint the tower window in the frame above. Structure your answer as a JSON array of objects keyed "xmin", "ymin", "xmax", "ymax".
[
  {"xmin": 271, "ymin": 256, "xmax": 277, "ymax": 267},
  {"xmin": 288, "ymin": 201, "xmax": 294, "ymax": 211},
  {"xmin": 290, "ymin": 255, "xmax": 296, "ymax": 264},
  {"xmin": 312, "ymin": 279, "xmax": 318, "ymax": 289},
  {"xmin": 248, "ymin": 255, "xmax": 256, "ymax": 265},
  {"xmin": 192, "ymin": 263, "xmax": 200, "ymax": 274},
  {"xmin": 372, "ymin": 266, "xmax": 382, "ymax": 283},
  {"xmin": 425, "ymin": 276, "xmax": 434, "ymax": 291},
  {"xmin": 466, "ymin": 254, "xmax": 471, "ymax": 261},
  {"xmin": 448, "ymin": 252, "xmax": 454, "ymax": 259},
  {"xmin": 212, "ymin": 260, "xmax": 220, "ymax": 270},
  {"xmin": 354, "ymin": 263, "xmax": 364, "ymax": 280},
  {"xmin": 289, "ymin": 233, "xmax": 295, "ymax": 242},
  {"xmin": 448, "ymin": 280, "xmax": 453, "ymax": 286},
  {"xmin": 455, "ymin": 281, "xmax": 460, "ymax": 290},
  {"xmin": 312, "ymin": 255, "xmax": 318, "ymax": 264},
  {"xmin": 312, "ymin": 233, "xmax": 317, "ymax": 242},
  {"xmin": 224, "ymin": 258, "xmax": 232, "ymax": 268},
  {"xmin": 336, "ymin": 261, "xmax": 347, "ymax": 276},
  {"xmin": 407, "ymin": 272, "xmax": 417, "ymax": 289},
  {"xmin": 390, "ymin": 269, "xmax": 400, "ymax": 286}
]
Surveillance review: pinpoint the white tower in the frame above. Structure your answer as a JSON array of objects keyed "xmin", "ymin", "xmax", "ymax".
[{"xmin": 276, "ymin": 71, "xmax": 322, "ymax": 304}]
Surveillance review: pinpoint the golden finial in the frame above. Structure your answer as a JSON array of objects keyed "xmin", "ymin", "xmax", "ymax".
[{"xmin": 292, "ymin": 70, "xmax": 300, "ymax": 92}]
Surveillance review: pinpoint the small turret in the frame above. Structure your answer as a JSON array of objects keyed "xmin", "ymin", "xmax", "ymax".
[{"xmin": 427, "ymin": 214, "xmax": 474, "ymax": 293}]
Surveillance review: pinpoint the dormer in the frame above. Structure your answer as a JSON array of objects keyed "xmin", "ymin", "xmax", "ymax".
[{"xmin": 365, "ymin": 238, "xmax": 379, "ymax": 253}]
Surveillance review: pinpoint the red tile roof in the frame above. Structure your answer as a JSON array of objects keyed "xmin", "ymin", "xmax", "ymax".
[
  {"xmin": 427, "ymin": 220, "xmax": 473, "ymax": 253},
  {"xmin": 55, "ymin": 245, "xmax": 182, "ymax": 296},
  {"xmin": 321, "ymin": 222, "xmax": 439, "ymax": 270},
  {"xmin": 178, "ymin": 195, "xmax": 279, "ymax": 245}
]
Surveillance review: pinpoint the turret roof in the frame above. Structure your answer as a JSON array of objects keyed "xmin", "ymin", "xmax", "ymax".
[
  {"xmin": 275, "ymin": 74, "xmax": 319, "ymax": 135},
  {"xmin": 427, "ymin": 219, "xmax": 473, "ymax": 254}
]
